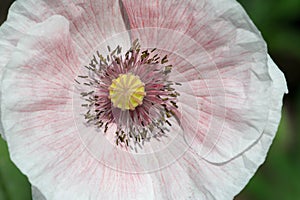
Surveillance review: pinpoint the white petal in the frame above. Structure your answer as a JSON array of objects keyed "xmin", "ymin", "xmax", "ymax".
[
  {"xmin": 1, "ymin": 14, "xmax": 154, "ymax": 200},
  {"xmin": 1, "ymin": 1, "xmax": 287, "ymax": 199},
  {"xmin": 149, "ymin": 55, "xmax": 287, "ymax": 199},
  {"xmin": 121, "ymin": 0, "xmax": 284, "ymax": 163},
  {"xmin": 0, "ymin": 0, "xmax": 131, "ymax": 148}
]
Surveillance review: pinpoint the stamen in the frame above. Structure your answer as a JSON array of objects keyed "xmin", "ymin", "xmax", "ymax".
[{"xmin": 77, "ymin": 39, "xmax": 181, "ymax": 147}]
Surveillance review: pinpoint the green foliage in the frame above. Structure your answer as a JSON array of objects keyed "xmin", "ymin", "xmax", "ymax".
[
  {"xmin": 235, "ymin": 2, "xmax": 300, "ymax": 198},
  {"xmin": 0, "ymin": 138, "xmax": 31, "ymax": 200},
  {"xmin": 0, "ymin": 1, "xmax": 299, "ymax": 200},
  {"xmin": 238, "ymin": 0, "xmax": 300, "ymax": 58},
  {"xmin": 237, "ymin": 108, "xmax": 300, "ymax": 199}
]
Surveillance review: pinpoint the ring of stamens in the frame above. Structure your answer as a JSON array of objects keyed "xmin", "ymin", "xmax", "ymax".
[
  {"xmin": 76, "ymin": 39, "xmax": 181, "ymax": 147},
  {"xmin": 109, "ymin": 73, "xmax": 146, "ymax": 111}
]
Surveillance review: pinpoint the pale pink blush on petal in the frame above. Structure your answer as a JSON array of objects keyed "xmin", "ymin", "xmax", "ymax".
[
  {"xmin": 0, "ymin": 1, "xmax": 54, "ymax": 131},
  {"xmin": 0, "ymin": 0, "xmax": 130, "ymax": 64},
  {"xmin": 0, "ymin": 0, "xmax": 287, "ymax": 199},
  {"xmin": 148, "ymin": 55, "xmax": 287, "ymax": 200},
  {"xmin": 1, "ymin": 15, "xmax": 155, "ymax": 200},
  {"xmin": 121, "ymin": 0, "xmax": 274, "ymax": 163},
  {"xmin": 0, "ymin": 0, "xmax": 73, "ymax": 138},
  {"xmin": 0, "ymin": 0, "xmax": 130, "ymax": 144}
]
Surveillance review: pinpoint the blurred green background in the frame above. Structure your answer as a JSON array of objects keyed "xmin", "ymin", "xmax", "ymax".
[{"xmin": 0, "ymin": 0, "xmax": 299, "ymax": 199}]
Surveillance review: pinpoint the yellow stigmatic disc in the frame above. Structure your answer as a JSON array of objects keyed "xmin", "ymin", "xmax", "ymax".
[{"xmin": 109, "ymin": 73, "xmax": 146, "ymax": 111}]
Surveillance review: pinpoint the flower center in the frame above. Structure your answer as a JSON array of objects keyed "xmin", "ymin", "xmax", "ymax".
[
  {"xmin": 76, "ymin": 39, "xmax": 181, "ymax": 147},
  {"xmin": 109, "ymin": 73, "xmax": 146, "ymax": 111}
]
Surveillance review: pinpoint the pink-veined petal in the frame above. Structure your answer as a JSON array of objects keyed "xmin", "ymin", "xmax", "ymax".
[
  {"xmin": 0, "ymin": 0, "xmax": 131, "ymax": 139},
  {"xmin": 121, "ymin": 0, "xmax": 279, "ymax": 163},
  {"xmin": 148, "ymin": 55, "xmax": 287, "ymax": 200},
  {"xmin": 0, "ymin": 0, "xmax": 287, "ymax": 199},
  {"xmin": 2, "ymin": 15, "xmax": 153, "ymax": 200},
  {"xmin": 0, "ymin": 0, "xmax": 130, "ymax": 58}
]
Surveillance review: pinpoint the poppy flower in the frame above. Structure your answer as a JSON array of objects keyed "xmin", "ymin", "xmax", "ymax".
[{"xmin": 0, "ymin": 0, "xmax": 287, "ymax": 199}]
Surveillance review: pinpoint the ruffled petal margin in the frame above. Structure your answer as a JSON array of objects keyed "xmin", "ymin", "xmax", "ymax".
[
  {"xmin": 147, "ymin": 55, "xmax": 287, "ymax": 199},
  {"xmin": 0, "ymin": 0, "xmax": 131, "ymax": 139},
  {"xmin": 0, "ymin": 0, "xmax": 287, "ymax": 199},
  {"xmin": 1, "ymin": 14, "xmax": 154, "ymax": 200},
  {"xmin": 120, "ymin": 0, "xmax": 279, "ymax": 164}
]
